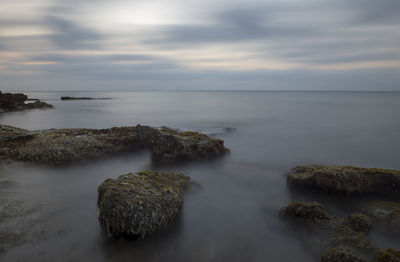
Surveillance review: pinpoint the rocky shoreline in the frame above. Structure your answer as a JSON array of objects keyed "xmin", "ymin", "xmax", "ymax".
[{"xmin": 0, "ymin": 91, "xmax": 53, "ymax": 113}]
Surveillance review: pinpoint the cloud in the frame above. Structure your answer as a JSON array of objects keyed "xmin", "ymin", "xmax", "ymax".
[
  {"xmin": 44, "ymin": 15, "xmax": 101, "ymax": 50},
  {"xmin": 1, "ymin": 0, "xmax": 400, "ymax": 90}
]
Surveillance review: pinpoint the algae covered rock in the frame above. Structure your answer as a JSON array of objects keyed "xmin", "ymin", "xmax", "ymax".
[
  {"xmin": 279, "ymin": 201, "xmax": 331, "ymax": 224},
  {"xmin": 378, "ymin": 248, "xmax": 400, "ymax": 262},
  {"xmin": 97, "ymin": 171, "xmax": 193, "ymax": 238},
  {"xmin": 280, "ymin": 201, "xmax": 400, "ymax": 262},
  {"xmin": 0, "ymin": 124, "xmax": 229, "ymax": 165},
  {"xmin": 321, "ymin": 247, "xmax": 367, "ymax": 262},
  {"xmin": 1, "ymin": 126, "xmax": 144, "ymax": 165},
  {"xmin": 287, "ymin": 165, "xmax": 400, "ymax": 196},
  {"xmin": 136, "ymin": 125, "xmax": 229, "ymax": 163},
  {"xmin": 362, "ymin": 201, "xmax": 400, "ymax": 233}
]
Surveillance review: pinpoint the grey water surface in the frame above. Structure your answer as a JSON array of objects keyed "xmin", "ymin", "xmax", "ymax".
[{"xmin": 1, "ymin": 91, "xmax": 400, "ymax": 261}]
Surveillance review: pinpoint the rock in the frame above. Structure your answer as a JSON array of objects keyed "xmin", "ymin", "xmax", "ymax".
[
  {"xmin": 341, "ymin": 213, "xmax": 372, "ymax": 233},
  {"xmin": 280, "ymin": 201, "xmax": 400, "ymax": 262},
  {"xmin": 286, "ymin": 165, "xmax": 400, "ymax": 196},
  {"xmin": 61, "ymin": 96, "xmax": 111, "ymax": 100},
  {"xmin": 0, "ymin": 124, "xmax": 229, "ymax": 165},
  {"xmin": 362, "ymin": 201, "xmax": 400, "ymax": 233},
  {"xmin": 97, "ymin": 171, "xmax": 193, "ymax": 238},
  {"xmin": 378, "ymin": 248, "xmax": 400, "ymax": 262},
  {"xmin": 136, "ymin": 125, "xmax": 229, "ymax": 163},
  {"xmin": 321, "ymin": 247, "xmax": 367, "ymax": 262},
  {"xmin": 279, "ymin": 201, "xmax": 331, "ymax": 223},
  {"xmin": 0, "ymin": 91, "xmax": 53, "ymax": 112}
]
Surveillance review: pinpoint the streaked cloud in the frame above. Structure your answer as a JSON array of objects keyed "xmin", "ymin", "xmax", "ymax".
[{"xmin": 0, "ymin": 0, "xmax": 400, "ymax": 90}]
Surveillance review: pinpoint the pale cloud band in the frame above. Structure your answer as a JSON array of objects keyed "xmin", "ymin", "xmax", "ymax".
[{"xmin": 1, "ymin": 0, "xmax": 400, "ymax": 90}]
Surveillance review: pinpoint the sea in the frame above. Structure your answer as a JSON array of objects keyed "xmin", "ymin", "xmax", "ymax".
[{"xmin": 1, "ymin": 91, "xmax": 400, "ymax": 261}]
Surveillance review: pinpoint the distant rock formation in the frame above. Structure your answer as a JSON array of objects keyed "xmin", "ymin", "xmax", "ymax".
[
  {"xmin": 0, "ymin": 124, "xmax": 229, "ymax": 165},
  {"xmin": 0, "ymin": 91, "xmax": 53, "ymax": 113},
  {"xmin": 97, "ymin": 171, "xmax": 193, "ymax": 238},
  {"xmin": 286, "ymin": 165, "xmax": 400, "ymax": 196},
  {"xmin": 61, "ymin": 96, "xmax": 111, "ymax": 100}
]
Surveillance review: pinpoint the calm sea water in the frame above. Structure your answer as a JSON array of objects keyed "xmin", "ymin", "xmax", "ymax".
[{"xmin": 1, "ymin": 91, "xmax": 400, "ymax": 261}]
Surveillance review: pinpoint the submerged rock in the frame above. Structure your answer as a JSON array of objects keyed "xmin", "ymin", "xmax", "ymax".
[
  {"xmin": 0, "ymin": 91, "xmax": 53, "ymax": 112},
  {"xmin": 286, "ymin": 165, "xmax": 400, "ymax": 196},
  {"xmin": 362, "ymin": 201, "xmax": 400, "ymax": 233},
  {"xmin": 0, "ymin": 124, "xmax": 229, "ymax": 165},
  {"xmin": 280, "ymin": 201, "xmax": 400, "ymax": 262},
  {"xmin": 97, "ymin": 171, "xmax": 193, "ymax": 238}
]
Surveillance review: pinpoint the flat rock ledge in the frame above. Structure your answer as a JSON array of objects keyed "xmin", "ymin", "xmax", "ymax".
[
  {"xmin": 97, "ymin": 171, "xmax": 193, "ymax": 238},
  {"xmin": 0, "ymin": 124, "xmax": 229, "ymax": 165},
  {"xmin": 287, "ymin": 165, "xmax": 400, "ymax": 196},
  {"xmin": 280, "ymin": 201, "xmax": 400, "ymax": 262},
  {"xmin": 0, "ymin": 91, "xmax": 53, "ymax": 113}
]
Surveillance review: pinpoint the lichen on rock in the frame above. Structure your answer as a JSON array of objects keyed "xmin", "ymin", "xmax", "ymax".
[
  {"xmin": 286, "ymin": 165, "xmax": 400, "ymax": 196},
  {"xmin": 97, "ymin": 170, "xmax": 194, "ymax": 238}
]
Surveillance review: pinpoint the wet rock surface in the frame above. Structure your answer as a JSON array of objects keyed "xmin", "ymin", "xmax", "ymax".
[
  {"xmin": 0, "ymin": 124, "xmax": 229, "ymax": 165},
  {"xmin": 280, "ymin": 201, "xmax": 400, "ymax": 262},
  {"xmin": 0, "ymin": 91, "xmax": 53, "ymax": 112},
  {"xmin": 287, "ymin": 165, "xmax": 400, "ymax": 196},
  {"xmin": 136, "ymin": 125, "xmax": 229, "ymax": 163},
  {"xmin": 97, "ymin": 171, "xmax": 193, "ymax": 238},
  {"xmin": 362, "ymin": 201, "xmax": 400, "ymax": 233}
]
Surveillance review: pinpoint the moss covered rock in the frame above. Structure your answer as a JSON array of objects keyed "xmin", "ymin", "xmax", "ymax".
[
  {"xmin": 321, "ymin": 247, "xmax": 367, "ymax": 262},
  {"xmin": 136, "ymin": 125, "xmax": 229, "ymax": 163},
  {"xmin": 287, "ymin": 165, "xmax": 400, "ymax": 196},
  {"xmin": 378, "ymin": 248, "xmax": 400, "ymax": 262},
  {"xmin": 362, "ymin": 201, "xmax": 400, "ymax": 233},
  {"xmin": 280, "ymin": 201, "xmax": 400, "ymax": 262},
  {"xmin": 97, "ymin": 171, "xmax": 193, "ymax": 238},
  {"xmin": 0, "ymin": 124, "xmax": 229, "ymax": 165}
]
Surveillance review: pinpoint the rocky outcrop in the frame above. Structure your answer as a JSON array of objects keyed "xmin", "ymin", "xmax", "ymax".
[
  {"xmin": 0, "ymin": 91, "xmax": 53, "ymax": 112},
  {"xmin": 0, "ymin": 124, "xmax": 229, "ymax": 165},
  {"xmin": 280, "ymin": 201, "xmax": 400, "ymax": 262},
  {"xmin": 97, "ymin": 171, "xmax": 193, "ymax": 238},
  {"xmin": 136, "ymin": 126, "xmax": 229, "ymax": 163},
  {"xmin": 286, "ymin": 165, "xmax": 400, "ymax": 196}
]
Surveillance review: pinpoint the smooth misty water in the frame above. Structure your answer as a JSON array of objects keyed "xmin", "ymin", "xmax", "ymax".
[{"xmin": 1, "ymin": 91, "xmax": 400, "ymax": 262}]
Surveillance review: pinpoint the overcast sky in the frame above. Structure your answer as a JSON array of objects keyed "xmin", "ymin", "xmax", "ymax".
[{"xmin": 1, "ymin": 0, "xmax": 400, "ymax": 91}]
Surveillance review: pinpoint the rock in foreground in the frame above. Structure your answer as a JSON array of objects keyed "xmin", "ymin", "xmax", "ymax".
[
  {"xmin": 97, "ymin": 171, "xmax": 193, "ymax": 238},
  {"xmin": 0, "ymin": 124, "xmax": 229, "ymax": 165},
  {"xmin": 0, "ymin": 91, "xmax": 53, "ymax": 113},
  {"xmin": 287, "ymin": 165, "xmax": 400, "ymax": 196}
]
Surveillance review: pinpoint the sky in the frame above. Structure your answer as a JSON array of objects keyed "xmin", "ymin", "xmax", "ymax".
[{"xmin": 1, "ymin": 0, "xmax": 400, "ymax": 91}]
